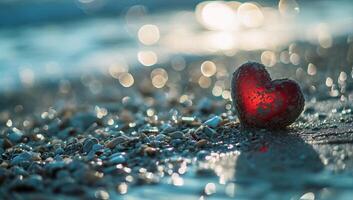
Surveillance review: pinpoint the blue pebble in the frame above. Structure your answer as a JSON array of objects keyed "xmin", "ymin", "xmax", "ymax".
[
  {"xmin": 203, "ymin": 116, "xmax": 222, "ymax": 128},
  {"xmin": 109, "ymin": 154, "xmax": 126, "ymax": 164},
  {"xmin": 8, "ymin": 128, "xmax": 24, "ymax": 143},
  {"xmin": 55, "ymin": 147, "xmax": 65, "ymax": 155},
  {"xmin": 11, "ymin": 152, "xmax": 33, "ymax": 165},
  {"xmin": 91, "ymin": 144, "xmax": 103, "ymax": 152}
]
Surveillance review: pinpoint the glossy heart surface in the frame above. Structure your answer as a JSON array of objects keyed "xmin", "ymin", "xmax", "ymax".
[{"xmin": 231, "ymin": 62, "xmax": 304, "ymax": 129}]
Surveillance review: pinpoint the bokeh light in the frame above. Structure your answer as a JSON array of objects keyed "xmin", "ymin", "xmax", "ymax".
[
  {"xmin": 326, "ymin": 77, "xmax": 333, "ymax": 87},
  {"xmin": 198, "ymin": 76, "xmax": 212, "ymax": 88},
  {"xmin": 279, "ymin": 0, "xmax": 300, "ymax": 16},
  {"xmin": 201, "ymin": 61, "xmax": 217, "ymax": 77},
  {"xmin": 19, "ymin": 68, "xmax": 35, "ymax": 87},
  {"xmin": 261, "ymin": 50, "xmax": 277, "ymax": 67},
  {"xmin": 137, "ymin": 51, "xmax": 158, "ymax": 66},
  {"xmin": 109, "ymin": 63, "xmax": 129, "ymax": 79},
  {"xmin": 237, "ymin": 3, "xmax": 264, "ymax": 28},
  {"xmin": 119, "ymin": 72, "xmax": 134, "ymax": 87},
  {"xmin": 307, "ymin": 63, "xmax": 317, "ymax": 76},
  {"xmin": 151, "ymin": 68, "xmax": 168, "ymax": 88},
  {"xmin": 196, "ymin": 1, "xmax": 238, "ymax": 31},
  {"xmin": 138, "ymin": 24, "xmax": 160, "ymax": 45}
]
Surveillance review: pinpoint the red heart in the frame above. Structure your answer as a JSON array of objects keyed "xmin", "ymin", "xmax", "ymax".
[{"xmin": 231, "ymin": 62, "xmax": 304, "ymax": 129}]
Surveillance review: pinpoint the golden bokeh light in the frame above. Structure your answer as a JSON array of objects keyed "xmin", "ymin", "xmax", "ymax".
[
  {"xmin": 119, "ymin": 72, "xmax": 134, "ymax": 87},
  {"xmin": 109, "ymin": 63, "xmax": 129, "ymax": 79},
  {"xmin": 151, "ymin": 68, "xmax": 168, "ymax": 88},
  {"xmin": 196, "ymin": 1, "xmax": 238, "ymax": 31},
  {"xmin": 222, "ymin": 90, "xmax": 231, "ymax": 100},
  {"xmin": 261, "ymin": 50, "xmax": 277, "ymax": 67},
  {"xmin": 137, "ymin": 51, "xmax": 158, "ymax": 66},
  {"xmin": 138, "ymin": 24, "xmax": 160, "ymax": 45},
  {"xmin": 237, "ymin": 3, "xmax": 264, "ymax": 28},
  {"xmin": 198, "ymin": 76, "xmax": 211, "ymax": 88},
  {"xmin": 201, "ymin": 61, "xmax": 217, "ymax": 77},
  {"xmin": 212, "ymin": 85, "xmax": 223, "ymax": 96},
  {"xmin": 152, "ymin": 75, "xmax": 166, "ymax": 88}
]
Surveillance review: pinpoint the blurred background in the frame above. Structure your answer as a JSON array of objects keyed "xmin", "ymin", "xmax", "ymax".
[{"xmin": 1, "ymin": 0, "xmax": 353, "ymax": 103}]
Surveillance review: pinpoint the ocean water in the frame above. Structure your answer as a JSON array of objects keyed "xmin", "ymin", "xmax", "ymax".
[{"xmin": 1, "ymin": 0, "xmax": 353, "ymax": 92}]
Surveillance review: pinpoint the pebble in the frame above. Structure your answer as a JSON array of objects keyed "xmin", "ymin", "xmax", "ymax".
[
  {"xmin": 105, "ymin": 136, "xmax": 130, "ymax": 149},
  {"xmin": 169, "ymin": 131, "xmax": 184, "ymax": 139},
  {"xmin": 55, "ymin": 147, "xmax": 65, "ymax": 155},
  {"xmin": 141, "ymin": 126, "xmax": 159, "ymax": 135},
  {"xmin": 91, "ymin": 144, "xmax": 104, "ymax": 152},
  {"xmin": 196, "ymin": 139, "xmax": 208, "ymax": 148},
  {"xmin": 11, "ymin": 152, "xmax": 35, "ymax": 166},
  {"xmin": 143, "ymin": 146, "xmax": 157, "ymax": 156},
  {"xmin": 204, "ymin": 126, "xmax": 217, "ymax": 137},
  {"xmin": 203, "ymin": 116, "xmax": 222, "ymax": 128},
  {"xmin": 3, "ymin": 138, "xmax": 13, "ymax": 149},
  {"xmin": 64, "ymin": 142, "xmax": 83, "ymax": 154},
  {"xmin": 181, "ymin": 116, "xmax": 194, "ymax": 121},
  {"xmin": 19, "ymin": 175, "xmax": 44, "ymax": 191},
  {"xmin": 12, "ymin": 166, "xmax": 29, "ymax": 176},
  {"xmin": 160, "ymin": 125, "xmax": 177, "ymax": 135},
  {"xmin": 171, "ymin": 139, "xmax": 182, "ymax": 146},
  {"xmin": 83, "ymin": 138, "xmax": 99, "ymax": 153},
  {"xmin": 155, "ymin": 134, "xmax": 167, "ymax": 141},
  {"xmin": 17, "ymin": 143, "xmax": 33, "ymax": 151},
  {"xmin": 45, "ymin": 161, "xmax": 66, "ymax": 174},
  {"xmin": 7, "ymin": 128, "xmax": 24, "ymax": 143},
  {"xmin": 109, "ymin": 154, "xmax": 126, "ymax": 164},
  {"xmin": 9, "ymin": 177, "xmax": 40, "ymax": 192}
]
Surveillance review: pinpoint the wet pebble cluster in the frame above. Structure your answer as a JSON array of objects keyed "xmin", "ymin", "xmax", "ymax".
[
  {"xmin": 0, "ymin": 94, "xmax": 248, "ymax": 199},
  {"xmin": 1, "ymin": 83, "xmax": 353, "ymax": 200}
]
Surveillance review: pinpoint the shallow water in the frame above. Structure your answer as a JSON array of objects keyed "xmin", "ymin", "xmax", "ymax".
[{"xmin": 1, "ymin": 0, "xmax": 353, "ymax": 92}]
